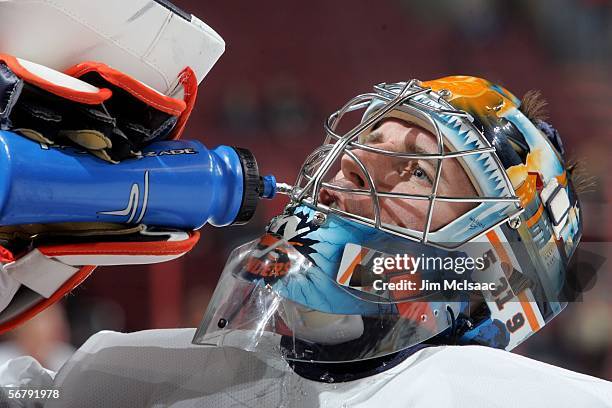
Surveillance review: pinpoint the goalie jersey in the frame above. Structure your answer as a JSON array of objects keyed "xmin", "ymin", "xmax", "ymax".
[{"xmin": 0, "ymin": 328, "xmax": 610, "ymax": 407}]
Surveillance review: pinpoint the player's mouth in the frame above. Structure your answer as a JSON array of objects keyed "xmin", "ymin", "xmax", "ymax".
[
  {"xmin": 318, "ymin": 187, "xmax": 345, "ymax": 211},
  {"xmin": 318, "ymin": 184, "xmax": 404, "ymax": 228}
]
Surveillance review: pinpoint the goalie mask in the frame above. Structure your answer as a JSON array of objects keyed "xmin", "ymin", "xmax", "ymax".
[{"xmin": 194, "ymin": 76, "xmax": 583, "ymax": 363}]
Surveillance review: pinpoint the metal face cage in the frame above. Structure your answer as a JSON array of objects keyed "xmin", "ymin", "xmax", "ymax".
[{"xmin": 289, "ymin": 80, "xmax": 523, "ymax": 248}]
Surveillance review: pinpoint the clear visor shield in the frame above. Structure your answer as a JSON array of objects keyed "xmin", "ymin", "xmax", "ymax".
[
  {"xmin": 291, "ymin": 81, "xmax": 522, "ymax": 248},
  {"xmin": 193, "ymin": 235, "xmax": 462, "ymax": 363}
]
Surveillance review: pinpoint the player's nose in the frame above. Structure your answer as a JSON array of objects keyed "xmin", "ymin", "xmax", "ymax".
[{"xmin": 340, "ymin": 148, "xmax": 388, "ymax": 189}]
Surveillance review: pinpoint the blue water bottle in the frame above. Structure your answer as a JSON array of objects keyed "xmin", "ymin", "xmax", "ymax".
[{"xmin": 0, "ymin": 130, "xmax": 278, "ymax": 229}]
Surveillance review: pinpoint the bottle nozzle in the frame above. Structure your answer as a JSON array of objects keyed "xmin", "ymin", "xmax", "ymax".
[
  {"xmin": 260, "ymin": 174, "xmax": 276, "ymax": 199},
  {"xmin": 259, "ymin": 175, "xmax": 293, "ymax": 199}
]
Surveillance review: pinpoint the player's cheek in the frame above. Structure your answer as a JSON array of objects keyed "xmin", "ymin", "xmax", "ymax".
[
  {"xmin": 428, "ymin": 202, "xmax": 461, "ymax": 231},
  {"xmin": 393, "ymin": 180, "xmax": 431, "ymax": 196},
  {"xmin": 381, "ymin": 196, "xmax": 428, "ymax": 230}
]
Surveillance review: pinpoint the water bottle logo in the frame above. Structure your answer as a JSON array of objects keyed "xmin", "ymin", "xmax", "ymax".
[{"xmin": 98, "ymin": 171, "xmax": 150, "ymax": 223}]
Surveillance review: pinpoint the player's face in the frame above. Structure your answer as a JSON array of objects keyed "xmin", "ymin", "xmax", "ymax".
[{"xmin": 319, "ymin": 118, "xmax": 478, "ymax": 231}]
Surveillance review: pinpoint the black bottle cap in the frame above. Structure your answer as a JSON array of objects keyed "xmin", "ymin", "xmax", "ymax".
[{"xmin": 232, "ymin": 147, "xmax": 260, "ymax": 225}]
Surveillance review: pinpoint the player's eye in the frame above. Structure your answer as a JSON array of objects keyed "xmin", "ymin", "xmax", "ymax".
[{"xmin": 412, "ymin": 165, "xmax": 432, "ymax": 183}]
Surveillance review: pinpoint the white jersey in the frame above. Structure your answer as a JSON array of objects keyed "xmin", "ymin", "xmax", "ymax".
[{"xmin": 0, "ymin": 328, "xmax": 610, "ymax": 408}]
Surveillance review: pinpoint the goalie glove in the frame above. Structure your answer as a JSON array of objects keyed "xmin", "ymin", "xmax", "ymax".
[
  {"xmin": 0, "ymin": 0, "xmax": 225, "ymax": 162},
  {"xmin": 0, "ymin": 223, "xmax": 199, "ymax": 334},
  {"xmin": 0, "ymin": 60, "xmax": 204, "ymax": 333},
  {"xmin": 0, "ymin": 54, "xmax": 195, "ymax": 163},
  {"xmin": 0, "ymin": 0, "xmax": 225, "ymax": 333}
]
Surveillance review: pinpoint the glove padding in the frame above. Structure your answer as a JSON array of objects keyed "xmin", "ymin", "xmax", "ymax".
[
  {"xmin": 0, "ymin": 54, "xmax": 196, "ymax": 162},
  {"xmin": 0, "ymin": 222, "xmax": 199, "ymax": 334}
]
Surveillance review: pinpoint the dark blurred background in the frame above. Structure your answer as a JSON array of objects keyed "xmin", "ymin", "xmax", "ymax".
[{"xmin": 1, "ymin": 0, "xmax": 610, "ymax": 379}]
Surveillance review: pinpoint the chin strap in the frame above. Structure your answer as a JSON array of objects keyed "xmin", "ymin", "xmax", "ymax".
[{"xmin": 445, "ymin": 305, "xmax": 474, "ymax": 345}]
